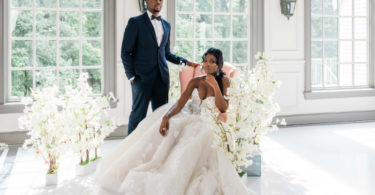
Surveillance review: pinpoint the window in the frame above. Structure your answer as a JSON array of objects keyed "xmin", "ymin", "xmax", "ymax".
[
  {"xmin": 0, "ymin": 0, "xmax": 116, "ymax": 112},
  {"xmin": 174, "ymin": 0, "xmax": 250, "ymax": 68},
  {"xmin": 309, "ymin": 0, "xmax": 370, "ymax": 90}
]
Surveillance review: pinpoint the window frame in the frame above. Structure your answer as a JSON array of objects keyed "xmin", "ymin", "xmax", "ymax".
[
  {"xmin": 305, "ymin": 0, "xmax": 375, "ymax": 99},
  {"xmin": 0, "ymin": 0, "xmax": 117, "ymax": 113},
  {"xmin": 167, "ymin": 0, "xmax": 264, "ymax": 69}
]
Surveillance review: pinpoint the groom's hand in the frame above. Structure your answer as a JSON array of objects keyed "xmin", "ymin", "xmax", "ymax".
[{"xmin": 186, "ymin": 61, "xmax": 200, "ymax": 68}]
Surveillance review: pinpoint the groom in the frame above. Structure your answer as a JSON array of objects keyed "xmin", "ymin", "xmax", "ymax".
[{"xmin": 121, "ymin": 0, "xmax": 199, "ymax": 134}]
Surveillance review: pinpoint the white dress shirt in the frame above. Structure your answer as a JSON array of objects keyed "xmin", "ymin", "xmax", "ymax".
[
  {"xmin": 147, "ymin": 10, "xmax": 164, "ymax": 47},
  {"xmin": 130, "ymin": 10, "xmax": 165, "ymax": 82}
]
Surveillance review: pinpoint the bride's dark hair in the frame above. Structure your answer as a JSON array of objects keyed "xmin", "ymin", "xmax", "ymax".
[{"xmin": 202, "ymin": 47, "xmax": 226, "ymax": 94}]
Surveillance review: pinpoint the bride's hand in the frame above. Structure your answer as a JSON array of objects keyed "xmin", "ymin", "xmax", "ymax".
[
  {"xmin": 205, "ymin": 74, "xmax": 219, "ymax": 90},
  {"xmin": 159, "ymin": 116, "xmax": 169, "ymax": 137},
  {"xmin": 217, "ymin": 112, "xmax": 228, "ymax": 123}
]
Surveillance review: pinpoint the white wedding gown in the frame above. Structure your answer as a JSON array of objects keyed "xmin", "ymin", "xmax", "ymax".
[{"xmin": 95, "ymin": 89, "xmax": 254, "ymax": 195}]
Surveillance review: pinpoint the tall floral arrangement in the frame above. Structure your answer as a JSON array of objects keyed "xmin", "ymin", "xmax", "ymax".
[
  {"xmin": 168, "ymin": 46, "xmax": 185, "ymax": 101},
  {"xmin": 19, "ymin": 86, "xmax": 69, "ymax": 174},
  {"xmin": 63, "ymin": 73, "xmax": 118, "ymax": 165},
  {"xmin": 202, "ymin": 53, "xmax": 286, "ymax": 176},
  {"xmin": 19, "ymin": 73, "xmax": 118, "ymax": 175}
]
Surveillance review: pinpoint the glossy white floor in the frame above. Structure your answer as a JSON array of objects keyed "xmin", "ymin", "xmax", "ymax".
[{"xmin": 0, "ymin": 122, "xmax": 374, "ymax": 195}]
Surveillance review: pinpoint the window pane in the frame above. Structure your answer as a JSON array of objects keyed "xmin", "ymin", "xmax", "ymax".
[
  {"xmin": 311, "ymin": 63, "xmax": 323, "ymax": 87},
  {"xmin": 11, "ymin": 40, "xmax": 32, "ymax": 67},
  {"xmin": 214, "ymin": 41, "xmax": 230, "ymax": 62},
  {"xmin": 36, "ymin": 11, "xmax": 57, "ymax": 37},
  {"xmin": 59, "ymin": 0, "xmax": 79, "ymax": 8},
  {"xmin": 36, "ymin": 70, "xmax": 57, "ymax": 89},
  {"xmin": 232, "ymin": 15, "xmax": 248, "ymax": 38},
  {"xmin": 60, "ymin": 40, "xmax": 79, "ymax": 66},
  {"xmin": 324, "ymin": 0, "xmax": 338, "ymax": 16},
  {"xmin": 311, "ymin": 0, "xmax": 323, "ymax": 15},
  {"xmin": 83, "ymin": 69, "xmax": 102, "ymax": 94},
  {"xmin": 36, "ymin": 40, "xmax": 56, "ymax": 67},
  {"xmin": 59, "ymin": 69, "xmax": 79, "ymax": 93},
  {"xmin": 323, "ymin": 41, "xmax": 338, "ymax": 62},
  {"xmin": 196, "ymin": 0, "xmax": 212, "ymax": 12},
  {"xmin": 215, "ymin": 0, "xmax": 230, "ymax": 12},
  {"xmin": 339, "ymin": 41, "xmax": 352, "ymax": 63},
  {"xmin": 354, "ymin": 18, "xmax": 367, "ymax": 40},
  {"xmin": 83, "ymin": 41, "xmax": 102, "ymax": 66},
  {"xmin": 11, "ymin": 0, "xmax": 32, "ymax": 7},
  {"xmin": 82, "ymin": 0, "xmax": 102, "ymax": 9},
  {"xmin": 311, "ymin": 41, "xmax": 323, "ymax": 60},
  {"xmin": 11, "ymin": 70, "xmax": 33, "ymax": 97},
  {"xmin": 177, "ymin": 0, "xmax": 193, "ymax": 11},
  {"xmin": 324, "ymin": 63, "xmax": 338, "ymax": 86},
  {"xmin": 311, "ymin": 17, "xmax": 323, "ymax": 39},
  {"xmin": 60, "ymin": 11, "xmax": 80, "ymax": 37},
  {"xmin": 232, "ymin": 0, "xmax": 248, "ymax": 13},
  {"xmin": 312, "ymin": 0, "xmax": 369, "ymax": 88},
  {"xmin": 11, "ymin": 10, "xmax": 33, "ymax": 37},
  {"xmin": 36, "ymin": 0, "xmax": 56, "ymax": 8},
  {"xmin": 354, "ymin": 0, "xmax": 367, "ymax": 16},
  {"xmin": 214, "ymin": 15, "xmax": 230, "ymax": 38},
  {"xmin": 339, "ymin": 63, "xmax": 352, "ymax": 86},
  {"xmin": 195, "ymin": 14, "xmax": 212, "ymax": 38},
  {"xmin": 83, "ymin": 12, "xmax": 102, "ymax": 37},
  {"xmin": 232, "ymin": 41, "xmax": 248, "ymax": 64},
  {"xmin": 176, "ymin": 14, "xmax": 193, "ymax": 38},
  {"xmin": 354, "ymin": 41, "xmax": 367, "ymax": 62},
  {"xmin": 339, "ymin": 17, "xmax": 352, "ymax": 39},
  {"xmin": 339, "ymin": 0, "xmax": 352, "ymax": 16},
  {"xmin": 176, "ymin": 41, "xmax": 194, "ymax": 61},
  {"xmin": 324, "ymin": 18, "xmax": 338, "ymax": 39},
  {"xmin": 354, "ymin": 64, "xmax": 367, "ymax": 85},
  {"xmin": 195, "ymin": 41, "xmax": 213, "ymax": 62}
]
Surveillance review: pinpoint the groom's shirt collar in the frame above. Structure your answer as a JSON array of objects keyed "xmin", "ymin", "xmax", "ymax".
[{"xmin": 147, "ymin": 10, "xmax": 161, "ymax": 21}]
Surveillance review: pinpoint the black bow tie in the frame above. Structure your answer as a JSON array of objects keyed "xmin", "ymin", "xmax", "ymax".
[{"xmin": 151, "ymin": 15, "xmax": 161, "ymax": 21}]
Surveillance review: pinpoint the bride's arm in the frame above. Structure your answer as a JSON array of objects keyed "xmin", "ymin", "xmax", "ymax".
[
  {"xmin": 206, "ymin": 75, "xmax": 230, "ymax": 113},
  {"xmin": 159, "ymin": 78, "xmax": 199, "ymax": 136}
]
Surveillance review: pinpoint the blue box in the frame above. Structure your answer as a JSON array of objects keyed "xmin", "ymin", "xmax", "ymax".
[{"xmin": 242, "ymin": 155, "xmax": 261, "ymax": 177}]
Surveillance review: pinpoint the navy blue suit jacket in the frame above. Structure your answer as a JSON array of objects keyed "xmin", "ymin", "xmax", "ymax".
[{"xmin": 121, "ymin": 12, "xmax": 186, "ymax": 84}]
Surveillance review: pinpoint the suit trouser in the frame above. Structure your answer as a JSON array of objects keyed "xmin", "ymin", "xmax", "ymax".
[{"xmin": 127, "ymin": 71, "xmax": 169, "ymax": 135}]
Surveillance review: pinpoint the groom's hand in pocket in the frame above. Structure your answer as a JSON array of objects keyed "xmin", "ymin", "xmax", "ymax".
[{"xmin": 159, "ymin": 116, "xmax": 169, "ymax": 137}]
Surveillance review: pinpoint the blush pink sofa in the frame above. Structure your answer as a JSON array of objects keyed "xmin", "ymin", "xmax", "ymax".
[{"xmin": 179, "ymin": 62, "xmax": 238, "ymax": 94}]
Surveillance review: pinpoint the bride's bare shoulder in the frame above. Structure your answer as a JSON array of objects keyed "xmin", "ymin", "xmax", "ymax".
[{"xmin": 190, "ymin": 76, "xmax": 206, "ymax": 83}]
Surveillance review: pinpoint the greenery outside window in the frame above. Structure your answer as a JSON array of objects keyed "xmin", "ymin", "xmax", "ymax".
[{"xmin": 0, "ymin": 0, "xmax": 116, "ymax": 112}]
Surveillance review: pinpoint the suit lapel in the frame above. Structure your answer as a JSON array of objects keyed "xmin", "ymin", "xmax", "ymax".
[
  {"xmin": 161, "ymin": 19, "xmax": 168, "ymax": 46},
  {"xmin": 142, "ymin": 13, "xmax": 158, "ymax": 45}
]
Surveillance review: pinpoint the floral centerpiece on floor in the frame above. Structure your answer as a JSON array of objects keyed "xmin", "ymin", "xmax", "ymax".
[
  {"xmin": 202, "ymin": 53, "xmax": 286, "ymax": 176},
  {"xmin": 19, "ymin": 73, "xmax": 118, "ymax": 178},
  {"xmin": 63, "ymin": 73, "xmax": 118, "ymax": 166},
  {"xmin": 19, "ymin": 86, "xmax": 69, "ymax": 175}
]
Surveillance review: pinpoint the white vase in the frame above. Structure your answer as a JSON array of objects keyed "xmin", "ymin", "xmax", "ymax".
[
  {"xmin": 76, "ymin": 159, "xmax": 100, "ymax": 176},
  {"xmin": 45, "ymin": 173, "xmax": 58, "ymax": 186},
  {"xmin": 241, "ymin": 174, "xmax": 247, "ymax": 184}
]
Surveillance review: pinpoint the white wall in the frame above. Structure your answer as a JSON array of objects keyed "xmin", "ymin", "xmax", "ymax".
[
  {"xmin": 1, "ymin": 0, "xmax": 375, "ymax": 133},
  {"xmin": 265, "ymin": 0, "xmax": 375, "ymax": 115}
]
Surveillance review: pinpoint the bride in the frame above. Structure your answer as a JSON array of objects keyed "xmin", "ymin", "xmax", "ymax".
[{"xmin": 95, "ymin": 48, "xmax": 254, "ymax": 195}]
